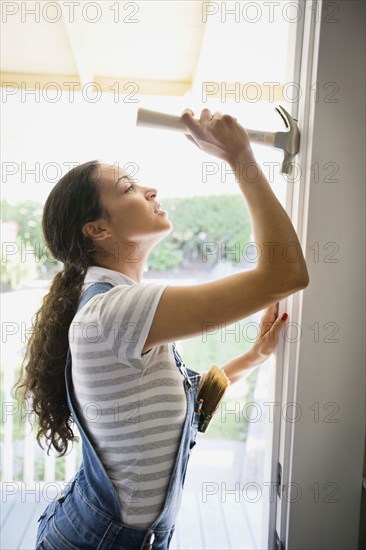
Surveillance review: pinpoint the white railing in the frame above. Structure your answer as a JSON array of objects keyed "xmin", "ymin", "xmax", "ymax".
[{"xmin": 1, "ymin": 351, "xmax": 82, "ymax": 483}]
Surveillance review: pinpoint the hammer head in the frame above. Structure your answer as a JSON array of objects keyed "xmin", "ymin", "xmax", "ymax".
[{"xmin": 274, "ymin": 106, "xmax": 300, "ymax": 174}]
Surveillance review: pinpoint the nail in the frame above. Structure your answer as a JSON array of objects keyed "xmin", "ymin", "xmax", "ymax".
[{"xmin": 281, "ymin": 313, "xmax": 288, "ymax": 321}]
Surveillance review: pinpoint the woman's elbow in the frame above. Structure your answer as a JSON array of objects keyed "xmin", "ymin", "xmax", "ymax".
[
  {"xmin": 291, "ymin": 268, "xmax": 310, "ymax": 291},
  {"xmin": 276, "ymin": 266, "xmax": 310, "ymax": 296}
]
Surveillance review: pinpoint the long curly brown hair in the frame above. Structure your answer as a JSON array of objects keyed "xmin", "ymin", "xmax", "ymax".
[{"xmin": 14, "ymin": 160, "xmax": 104, "ymax": 456}]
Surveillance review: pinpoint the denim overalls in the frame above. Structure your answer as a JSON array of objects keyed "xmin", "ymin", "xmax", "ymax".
[{"xmin": 35, "ymin": 282, "xmax": 202, "ymax": 550}]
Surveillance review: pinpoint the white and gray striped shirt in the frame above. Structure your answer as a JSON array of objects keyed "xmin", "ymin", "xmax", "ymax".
[{"xmin": 69, "ymin": 266, "xmax": 187, "ymax": 528}]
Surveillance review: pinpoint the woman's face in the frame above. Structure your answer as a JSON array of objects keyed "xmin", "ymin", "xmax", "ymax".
[{"xmin": 94, "ymin": 163, "xmax": 173, "ymax": 244}]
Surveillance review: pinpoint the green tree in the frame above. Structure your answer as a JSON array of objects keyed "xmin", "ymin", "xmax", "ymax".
[
  {"xmin": 150, "ymin": 194, "xmax": 251, "ymax": 269},
  {"xmin": 147, "ymin": 238, "xmax": 183, "ymax": 271},
  {"xmin": 1, "ymin": 200, "xmax": 57, "ymax": 287},
  {"xmin": 1, "ymin": 200, "xmax": 45, "ymax": 260}
]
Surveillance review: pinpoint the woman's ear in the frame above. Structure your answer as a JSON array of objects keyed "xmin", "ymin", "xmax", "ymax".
[{"xmin": 82, "ymin": 220, "xmax": 111, "ymax": 241}]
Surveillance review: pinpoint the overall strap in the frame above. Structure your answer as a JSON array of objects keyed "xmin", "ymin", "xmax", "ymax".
[
  {"xmin": 65, "ymin": 280, "xmax": 121, "ymax": 521},
  {"xmin": 76, "ymin": 281, "xmax": 114, "ymax": 311}
]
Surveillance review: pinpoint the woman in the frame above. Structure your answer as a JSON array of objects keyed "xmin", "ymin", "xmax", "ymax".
[{"xmin": 16, "ymin": 108, "xmax": 309, "ymax": 549}]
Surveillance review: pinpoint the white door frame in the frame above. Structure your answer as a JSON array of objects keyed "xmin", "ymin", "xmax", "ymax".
[{"xmin": 263, "ymin": 1, "xmax": 323, "ymax": 548}]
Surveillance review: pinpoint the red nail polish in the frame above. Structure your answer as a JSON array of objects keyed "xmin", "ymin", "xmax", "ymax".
[{"xmin": 281, "ymin": 313, "xmax": 288, "ymax": 321}]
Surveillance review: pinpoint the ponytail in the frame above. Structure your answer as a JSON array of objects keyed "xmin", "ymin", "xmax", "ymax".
[{"xmin": 14, "ymin": 160, "xmax": 103, "ymax": 456}]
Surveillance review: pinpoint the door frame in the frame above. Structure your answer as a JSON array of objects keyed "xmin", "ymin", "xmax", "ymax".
[{"xmin": 263, "ymin": 1, "xmax": 323, "ymax": 547}]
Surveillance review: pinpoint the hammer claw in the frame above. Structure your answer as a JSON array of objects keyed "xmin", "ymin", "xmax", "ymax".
[{"xmin": 275, "ymin": 106, "xmax": 290, "ymax": 129}]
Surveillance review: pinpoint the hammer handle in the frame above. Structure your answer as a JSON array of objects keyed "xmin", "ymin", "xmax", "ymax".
[{"xmin": 136, "ymin": 108, "xmax": 276, "ymax": 147}]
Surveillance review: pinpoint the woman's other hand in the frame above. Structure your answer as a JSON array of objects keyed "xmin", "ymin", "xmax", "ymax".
[{"xmin": 251, "ymin": 302, "xmax": 288, "ymax": 362}]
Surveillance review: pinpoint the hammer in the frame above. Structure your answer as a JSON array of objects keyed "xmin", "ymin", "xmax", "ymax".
[{"xmin": 136, "ymin": 106, "xmax": 300, "ymax": 174}]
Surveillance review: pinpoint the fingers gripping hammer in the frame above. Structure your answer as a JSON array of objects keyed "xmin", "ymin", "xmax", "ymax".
[{"xmin": 136, "ymin": 106, "xmax": 300, "ymax": 175}]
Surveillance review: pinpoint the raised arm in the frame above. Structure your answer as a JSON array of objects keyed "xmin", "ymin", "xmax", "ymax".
[{"xmin": 142, "ymin": 109, "xmax": 309, "ymax": 353}]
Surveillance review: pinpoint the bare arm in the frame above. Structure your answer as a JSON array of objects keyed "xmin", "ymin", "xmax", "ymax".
[
  {"xmin": 219, "ymin": 348, "xmax": 263, "ymax": 385},
  {"xmin": 142, "ymin": 109, "xmax": 309, "ymax": 353}
]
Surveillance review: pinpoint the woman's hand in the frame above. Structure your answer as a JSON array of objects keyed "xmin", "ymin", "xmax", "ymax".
[
  {"xmin": 219, "ymin": 304, "xmax": 289, "ymax": 384},
  {"xmin": 250, "ymin": 302, "xmax": 288, "ymax": 363},
  {"xmin": 180, "ymin": 108, "xmax": 256, "ymax": 165}
]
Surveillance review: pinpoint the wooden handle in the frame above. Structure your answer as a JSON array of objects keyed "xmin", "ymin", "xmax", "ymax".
[
  {"xmin": 136, "ymin": 108, "xmax": 276, "ymax": 147},
  {"xmin": 136, "ymin": 108, "xmax": 188, "ymax": 133}
]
